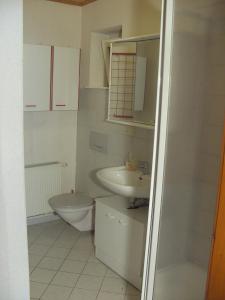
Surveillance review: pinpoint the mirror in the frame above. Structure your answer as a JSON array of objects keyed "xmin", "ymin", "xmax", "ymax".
[{"xmin": 107, "ymin": 35, "xmax": 160, "ymax": 128}]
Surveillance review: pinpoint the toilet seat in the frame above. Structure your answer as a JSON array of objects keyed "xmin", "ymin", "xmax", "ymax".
[{"xmin": 49, "ymin": 193, "xmax": 93, "ymax": 213}]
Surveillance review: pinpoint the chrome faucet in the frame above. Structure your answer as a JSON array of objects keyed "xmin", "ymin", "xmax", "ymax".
[{"xmin": 138, "ymin": 161, "xmax": 150, "ymax": 175}]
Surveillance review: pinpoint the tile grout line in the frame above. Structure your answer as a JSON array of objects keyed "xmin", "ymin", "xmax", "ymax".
[
  {"xmin": 28, "ymin": 222, "xmax": 63, "ymax": 298},
  {"xmin": 64, "ymin": 231, "xmax": 99, "ymax": 300},
  {"xmin": 29, "ymin": 221, "xmax": 138, "ymax": 300},
  {"xmin": 31, "ymin": 225, "xmax": 99, "ymax": 299},
  {"xmin": 37, "ymin": 223, "xmax": 82, "ymax": 300},
  {"xmin": 29, "ymin": 223, "xmax": 68, "ymax": 276},
  {"xmin": 29, "ymin": 221, "xmax": 80, "ymax": 299}
]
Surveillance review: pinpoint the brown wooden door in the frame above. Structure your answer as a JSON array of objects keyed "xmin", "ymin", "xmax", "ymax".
[{"xmin": 206, "ymin": 122, "xmax": 225, "ymax": 300}]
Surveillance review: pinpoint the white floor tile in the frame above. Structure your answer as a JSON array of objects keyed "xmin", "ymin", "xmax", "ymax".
[
  {"xmin": 76, "ymin": 275, "xmax": 103, "ymax": 291},
  {"xmin": 53, "ymin": 238, "xmax": 77, "ymax": 249},
  {"xmin": 29, "ymin": 254, "xmax": 43, "ymax": 267},
  {"xmin": 74, "ymin": 234, "xmax": 94, "ymax": 250},
  {"xmin": 60, "ymin": 259, "xmax": 85, "ymax": 274},
  {"xmin": 105, "ymin": 269, "xmax": 120, "ymax": 279},
  {"xmin": 28, "ymin": 235, "xmax": 36, "ymax": 245},
  {"xmin": 38, "ymin": 257, "xmax": 64, "ymax": 271},
  {"xmin": 88, "ymin": 253, "xmax": 101, "ymax": 263},
  {"xmin": 46, "ymin": 247, "xmax": 70, "ymax": 259},
  {"xmin": 83, "ymin": 262, "xmax": 107, "ymax": 276},
  {"xmin": 126, "ymin": 284, "xmax": 141, "ymax": 296},
  {"xmin": 97, "ymin": 292, "xmax": 124, "ymax": 300},
  {"xmin": 28, "ymin": 221, "xmax": 141, "ymax": 300},
  {"xmin": 68, "ymin": 249, "xmax": 91, "ymax": 262},
  {"xmin": 41, "ymin": 284, "xmax": 72, "ymax": 300},
  {"xmin": 62, "ymin": 227, "xmax": 80, "ymax": 237},
  {"xmin": 30, "ymin": 281, "xmax": 47, "ymax": 299},
  {"xmin": 68, "ymin": 288, "xmax": 98, "ymax": 300},
  {"xmin": 30, "ymin": 268, "xmax": 56, "ymax": 284},
  {"xmin": 29, "ymin": 244, "xmax": 50, "ymax": 256},
  {"xmin": 35, "ymin": 235, "xmax": 56, "ymax": 246},
  {"xmin": 101, "ymin": 277, "xmax": 127, "ymax": 294},
  {"xmin": 124, "ymin": 295, "xmax": 141, "ymax": 300},
  {"xmin": 51, "ymin": 272, "xmax": 79, "ymax": 288},
  {"xmin": 60, "ymin": 230, "xmax": 80, "ymax": 240},
  {"xmin": 29, "ymin": 265, "xmax": 35, "ymax": 274},
  {"xmin": 28, "ymin": 225, "xmax": 43, "ymax": 237}
]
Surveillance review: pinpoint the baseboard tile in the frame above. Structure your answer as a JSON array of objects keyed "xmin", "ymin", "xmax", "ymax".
[{"xmin": 27, "ymin": 213, "xmax": 60, "ymax": 226}]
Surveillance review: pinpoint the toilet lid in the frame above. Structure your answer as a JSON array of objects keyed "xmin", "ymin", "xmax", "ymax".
[{"xmin": 49, "ymin": 193, "xmax": 93, "ymax": 212}]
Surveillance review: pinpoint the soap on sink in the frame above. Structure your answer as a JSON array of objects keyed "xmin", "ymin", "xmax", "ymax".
[{"xmin": 125, "ymin": 161, "xmax": 137, "ymax": 171}]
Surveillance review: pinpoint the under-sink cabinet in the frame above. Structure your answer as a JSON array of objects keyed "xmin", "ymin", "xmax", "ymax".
[
  {"xmin": 23, "ymin": 44, "xmax": 80, "ymax": 111},
  {"xmin": 95, "ymin": 195, "xmax": 148, "ymax": 290}
]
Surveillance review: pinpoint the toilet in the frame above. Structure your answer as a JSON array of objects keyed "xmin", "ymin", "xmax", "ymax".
[{"xmin": 49, "ymin": 193, "xmax": 94, "ymax": 231}]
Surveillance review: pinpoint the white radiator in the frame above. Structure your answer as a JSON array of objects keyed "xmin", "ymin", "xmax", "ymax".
[{"xmin": 25, "ymin": 162, "xmax": 64, "ymax": 217}]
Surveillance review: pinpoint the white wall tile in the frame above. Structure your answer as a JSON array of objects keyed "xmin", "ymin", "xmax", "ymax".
[{"xmin": 76, "ymin": 89, "xmax": 154, "ymax": 197}]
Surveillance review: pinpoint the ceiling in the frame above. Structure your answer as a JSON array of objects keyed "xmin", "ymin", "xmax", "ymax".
[{"xmin": 47, "ymin": 0, "xmax": 97, "ymax": 6}]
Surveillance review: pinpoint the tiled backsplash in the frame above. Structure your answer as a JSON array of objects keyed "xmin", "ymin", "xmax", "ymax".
[{"xmin": 76, "ymin": 88, "xmax": 154, "ymax": 198}]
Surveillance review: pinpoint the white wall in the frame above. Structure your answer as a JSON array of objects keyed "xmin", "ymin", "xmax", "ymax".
[
  {"xmin": 81, "ymin": 0, "xmax": 161, "ymax": 87},
  {"xmin": 0, "ymin": 1, "xmax": 29, "ymax": 298},
  {"xmin": 23, "ymin": 0, "xmax": 82, "ymax": 193},
  {"xmin": 76, "ymin": 0, "xmax": 161, "ymax": 197},
  {"xmin": 24, "ymin": 0, "xmax": 81, "ymax": 47},
  {"xmin": 23, "ymin": 0, "xmax": 161, "ymax": 198},
  {"xmin": 76, "ymin": 89, "xmax": 155, "ymax": 198}
]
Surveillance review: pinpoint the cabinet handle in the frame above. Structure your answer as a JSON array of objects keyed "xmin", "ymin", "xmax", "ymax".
[
  {"xmin": 25, "ymin": 104, "xmax": 37, "ymax": 107},
  {"xmin": 56, "ymin": 104, "xmax": 66, "ymax": 107},
  {"xmin": 106, "ymin": 213, "xmax": 116, "ymax": 220},
  {"xmin": 118, "ymin": 219, "xmax": 128, "ymax": 226}
]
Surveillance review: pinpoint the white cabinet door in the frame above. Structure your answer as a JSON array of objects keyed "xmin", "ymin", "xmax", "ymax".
[
  {"xmin": 53, "ymin": 47, "xmax": 80, "ymax": 111},
  {"xmin": 95, "ymin": 201, "xmax": 145, "ymax": 289},
  {"xmin": 23, "ymin": 44, "xmax": 51, "ymax": 111}
]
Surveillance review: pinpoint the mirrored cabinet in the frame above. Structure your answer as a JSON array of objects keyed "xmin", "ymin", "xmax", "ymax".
[{"xmin": 106, "ymin": 34, "xmax": 160, "ymax": 129}]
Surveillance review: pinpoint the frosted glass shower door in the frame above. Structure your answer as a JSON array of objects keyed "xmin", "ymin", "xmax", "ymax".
[{"xmin": 144, "ymin": 0, "xmax": 225, "ymax": 300}]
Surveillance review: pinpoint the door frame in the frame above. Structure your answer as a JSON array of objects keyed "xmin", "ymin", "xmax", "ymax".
[
  {"xmin": 206, "ymin": 120, "xmax": 225, "ymax": 299},
  {"xmin": 0, "ymin": 0, "xmax": 29, "ymax": 299}
]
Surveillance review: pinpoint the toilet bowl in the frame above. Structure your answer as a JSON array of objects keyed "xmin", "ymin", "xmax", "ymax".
[{"xmin": 49, "ymin": 193, "xmax": 94, "ymax": 231}]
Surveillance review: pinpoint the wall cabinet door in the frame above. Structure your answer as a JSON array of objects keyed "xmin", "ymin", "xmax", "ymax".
[
  {"xmin": 23, "ymin": 44, "xmax": 51, "ymax": 111},
  {"xmin": 53, "ymin": 47, "xmax": 80, "ymax": 111}
]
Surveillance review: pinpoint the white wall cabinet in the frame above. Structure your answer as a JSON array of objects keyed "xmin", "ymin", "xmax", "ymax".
[
  {"xmin": 53, "ymin": 47, "xmax": 80, "ymax": 111},
  {"xmin": 95, "ymin": 196, "xmax": 148, "ymax": 290},
  {"xmin": 24, "ymin": 44, "xmax": 51, "ymax": 111},
  {"xmin": 23, "ymin": 44, "xmax": 80, "ymax": 111}
]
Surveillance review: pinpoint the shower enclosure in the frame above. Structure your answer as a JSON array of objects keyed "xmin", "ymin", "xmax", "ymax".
[{"xmin": 143, "ymin": 0, "xmax": 225, "ymax": 299}]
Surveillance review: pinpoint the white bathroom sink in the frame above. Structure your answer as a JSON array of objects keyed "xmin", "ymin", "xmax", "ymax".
[{"xmin": 96, "ymin": 166, "xmax": 150, "ymax": 198}]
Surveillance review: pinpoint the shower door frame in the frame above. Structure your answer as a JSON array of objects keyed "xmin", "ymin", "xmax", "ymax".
[
  {"xmin": 142, "ymin": 0, "xmax": 225, "ymax": 299},
  {"xmin": 141, "ymin": 0, "xmax": 175, "ymax": 299}
]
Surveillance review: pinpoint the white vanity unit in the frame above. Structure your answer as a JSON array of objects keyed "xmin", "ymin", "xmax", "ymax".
[{"xmin": 95, "ymin": 195, "xmax": 148, "ymax": 289}]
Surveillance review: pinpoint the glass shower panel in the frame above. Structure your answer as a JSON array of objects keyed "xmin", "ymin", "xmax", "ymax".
[{"xmin": 152, "ymin": 1, "xmax": 225, "ymax": 300}]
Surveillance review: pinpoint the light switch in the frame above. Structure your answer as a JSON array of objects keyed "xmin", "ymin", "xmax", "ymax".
[{"xmin": 89, "ymin": 131, "xmax": 108, "ymax": 153}]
